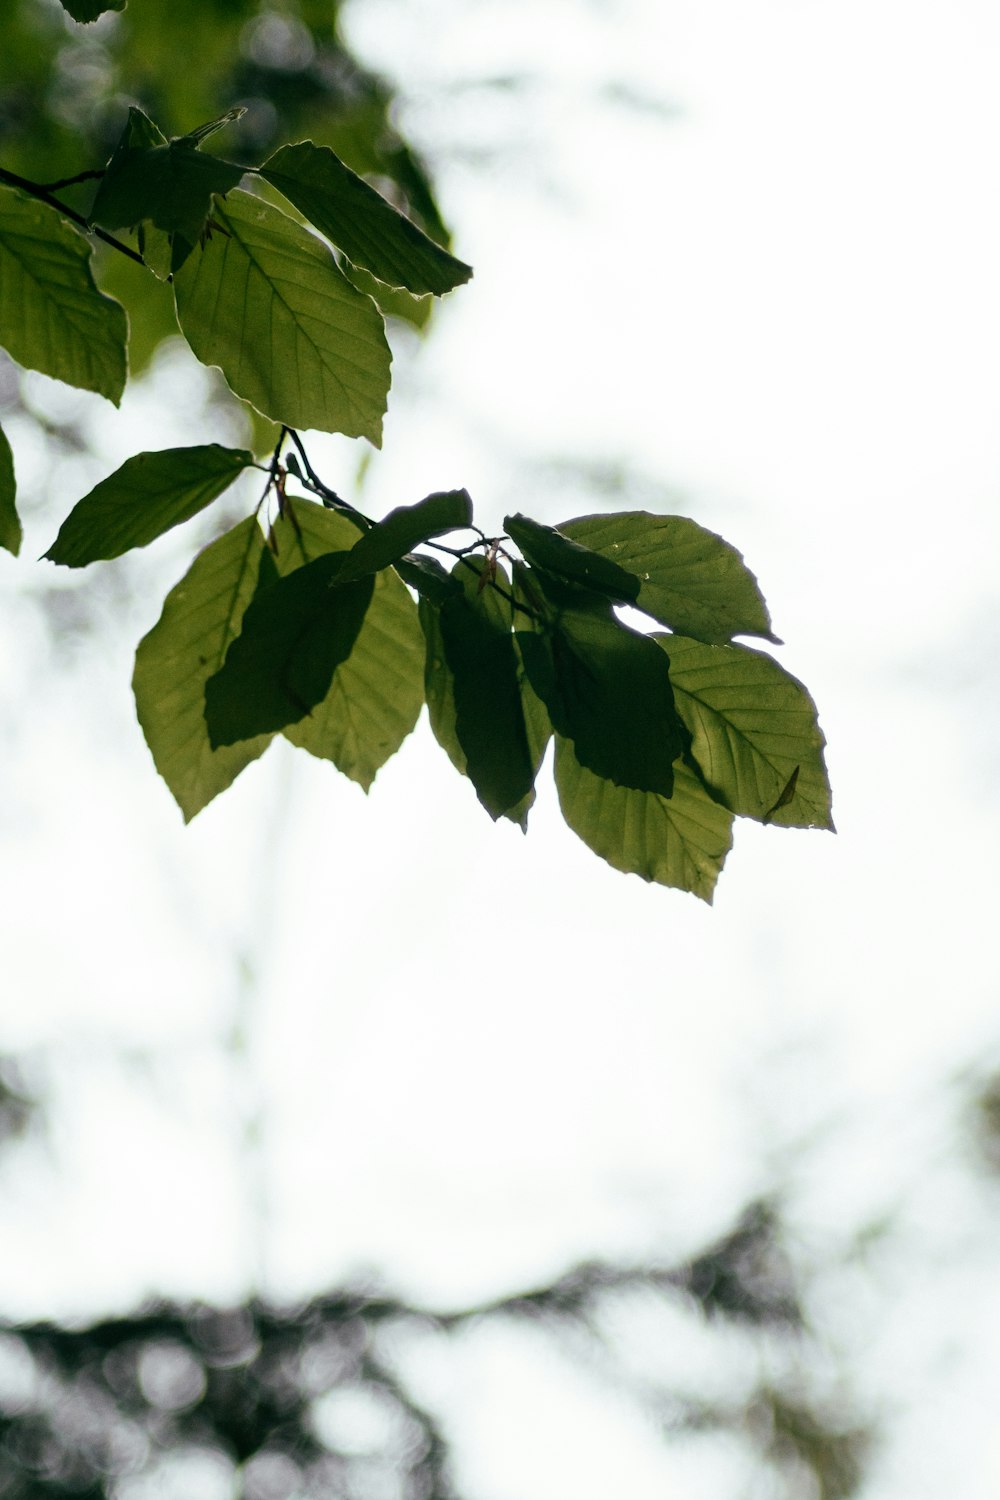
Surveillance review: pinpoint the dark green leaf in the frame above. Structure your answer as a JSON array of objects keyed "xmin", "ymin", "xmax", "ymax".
[
  {"xmin": 0, "ymin": 185, "xmax": 127, "ymax": 404},
  {"xmin": 661, "ymin": 633, "xmax": 834, "ymax": 829},
  {"xmin": 132, "ymin": 517, "xmax": 276, "ymax": 821},
  {"xmin": 560, "ymin": 511, "xmax": 778, "ymax": 644},
  {"xmin": 59, "ymin": 0, "xmax": 125, "ymax": 20},
  {"xmin": 341, "ymin": 489, "xmax": 472, "ymax": 579},
  {"xmin": 518, "ymin": 604, "xmax": 684, "ymax": 795},
  {"xmin": 269, "ymin": 500, "xmax": 423, "ymax": 789},
  {"xmin": 173, "ymin": 189, "xmax": 391, "ymax": 443},
  {"xmin": 554, "ymin": 737, "xmax": 734, "ymax": 902},
  {"xmin": 421, "ymin": 558, "xmax": 538, "ymax": 826},
  {"xmin": 504, "ymin": 512, "xmax": 640, "ymax": 602},
  {"xmin": 45, "ymin": 444, "xmax": 253, "ymax": 567},
  {"xmin": 0, "ymin": 424, "xmax": 20, "ymax": 557},
  {"xmin": 204, "ymin": 550, "xmax": 374, "ymax": 746},
  {"xmin": 260, "ymin": 141, "xmax": 472, "ymax": 296},
  {"xmin": 394, "ymin": 553, "xmax": 462, "ymax": 603},
  {"xmin": 91, "ymin": 107, "xmax": 246, "ymax": 248},
  {"xmin": 92, "ymin": 145, "xmax": 244, "ymax": 246}
]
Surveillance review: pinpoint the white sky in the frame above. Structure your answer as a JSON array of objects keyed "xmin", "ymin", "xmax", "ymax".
[{"xmin": 3, "ymin": 0, "xmax": 1000, "ymax": 1495}]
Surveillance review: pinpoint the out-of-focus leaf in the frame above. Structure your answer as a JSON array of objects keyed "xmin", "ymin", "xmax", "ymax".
[
  {"xmin": 173, "ymin": 189, "xmax": 390, "ymax": 442},
  {"xmin": 0, "ymin": 186, "xmax": 127, "ymax": 403},
  {"xmin": 133, "ymin": 517, "xmax": 276, "ymax": 821},
  {"xmin": 45, "ymin": 444, "xmax": 253, "ymax": 566},
  {"xmin": 260, "ymin": 141, "xmax": 472, "ymax": 295}
]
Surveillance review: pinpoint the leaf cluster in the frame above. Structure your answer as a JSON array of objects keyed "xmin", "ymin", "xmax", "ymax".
[{"xmin": 0, "ymin": 17, "xmax": 831, "ymax": 900}]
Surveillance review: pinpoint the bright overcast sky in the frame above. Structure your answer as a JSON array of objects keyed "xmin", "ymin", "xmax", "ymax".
[{"xmin": 3, "ymin": 1, "xmax": 1000, "ymax": 1496}]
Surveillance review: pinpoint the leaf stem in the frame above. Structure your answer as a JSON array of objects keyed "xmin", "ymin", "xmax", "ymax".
[{"xmin": 0, "ymin": 165, "xmax": 146, "ymax": 267}]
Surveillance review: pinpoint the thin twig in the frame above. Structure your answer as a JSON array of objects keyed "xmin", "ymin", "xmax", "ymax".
[
  {"xmin": 38, "ymin": 169, "xmax": 105, "ymax": 191},
  {"xmin": 0, "ymin": 166, "xmax": 145, "ymax": 267}
]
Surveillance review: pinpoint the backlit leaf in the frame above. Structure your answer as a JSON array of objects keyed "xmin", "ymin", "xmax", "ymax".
[
  {"xmin": 90, "ymin": 118, "xmax": 245, "ymax": 246},
  {"xmin": 270, "ymin": 500, "xmax": 423, "ymax": 789},
  {"xmin": 518, "ymin": 604, "xmax": 684, "ymax": 796},
  {"xmin": 341, "ymin": 488, "xmax": 472, "ymax": 579},
  {"xmin": 205, "ymin": 549, "xmax": 374, "ymax": 746},
  {"xmin": 173, "ymin": 189, "xmax": 390, "ymax": 442},
  {"xmin": 420, "ymin": 558, "xmax": 538, "ymax": 826},
  {"xmin": 45, "ymin": 444, "xmax": 253, "ymax": 566},
  {"xmin": 260, "ymin": 141, "xmax": 472, "ymax": 295},
  {"xmin": 0, "ymin": 424, "xmax": 20, "ymax": 557},
  {"xmin": 554, "ymin": 738, "xmax": 734, "ymax": 902},
  {"xmin": 132, "ymin": 517, "xmax": 276, "ymax": 821},
  {"xmin": 661, "ymin": 633, "xmax": 834, "ymax": 829},
  {"xmin": 560, "ymin": 511, "xmax": 778, "ymax": 644},
  {"xmin": 504, "ymin": 512, "xmax": 639, "ymax": 602},
  {"xmin": 0, "ymin": 185, "xmax": 127, "ymax": 403}
]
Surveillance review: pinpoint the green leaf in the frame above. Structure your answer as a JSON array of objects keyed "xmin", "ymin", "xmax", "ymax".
[
  {"xmin": 90, "ymin": 134, "xmax": 245, "ymax": 246},
  {"xmin": 45, "ymin": 444, "xmax": 254, "ymax": 567},
  {"xmin": 59, "ymin": 0, "xmax": 125, "ymax": 20},
  {"xmin": 661, "ymin": 634, "xmax": 834, "ymax": 829},
  {"xmin": 260, "ymin": 141, "xmax": 472, "ymax": 296},
  {"xmin": 204, "ymin": 549, "xmax": 374, "ymax": 746},
  {"xmin": 560, "ymin": 511, "xmax": 778, "ymax": 644},
  {"xmin": 132, "ymin": 517, "xmax": 276, "ymax": 821},
  {"xmin": 0, "ymin": 424, "xmax": 20, "ymax": 557},
  {"xmin": 554, "ymin": 738, "xmax": 734, "ymax": 903},
  {"xmin": 504, "ymin": 512, "xmax": 640, "ymax": 603},
  {"xmin": 517, "ymin": 603, "xmax": 685, "ymax": 796},
  {"xmin": 173, "ymin": 189, "xmax": 390, "ymax": 443},
  {"xmin": 0, "ymin": 185, "xmax": 127, "ymax": 404},
  {"xmin": 341, "ymin": 489, "xmax": 472, "ymax": 579},
  {"xmin": 269, "ymin": 500, "xmax": 424, "ymax": 789},
  {"xmin": 420, "ymin": 558, "xmax": 539, "ymax": 826},
  {"xmin": 394, "ymin": 552, "xmax": 462, "ymax": 603}
]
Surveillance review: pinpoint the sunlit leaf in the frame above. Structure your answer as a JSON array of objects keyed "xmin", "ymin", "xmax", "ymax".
[
  {"xmin": 661, "ymin": 633, "xmax": 834, "ymax": 829},
  {"xmin": 554, "ymin": 738, "xmax": 734, "ymax": 902},
  {"xmin": 0, "ymin": 185, "xmax": 127, "ymax": 403},
  {"xmin": 270, "ymin": 500, "xmax": 423, "ymax": 789},
  {"xmin": 45, "ymin": 444, "xmax": 254, "ymax": 566},
  {"xmin": 560, "ymin": 511, "xmax": 778, "ymax": 644},
  {"xmin": 173, "ymin": 188, "xmax": 390, "ymax": 442},
  {"xmin": 260, "ymin": 141, "xmax": 472, "ymax": 295},
  {"xmin": 132, "ymin": 517, "xmax": 276, "ymax": 821},
  {"xmin": 0, "ymin": 424, "xmax": 20, "ymax": 557}
]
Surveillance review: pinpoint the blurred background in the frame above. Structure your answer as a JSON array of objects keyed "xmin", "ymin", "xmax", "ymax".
[{"xmin": 2, "ymin": 0, "xmax": 1000, "ymax": 1495}]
